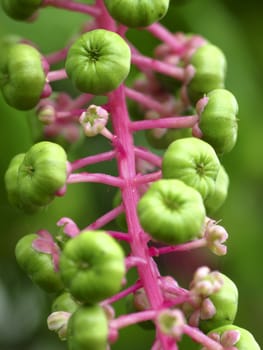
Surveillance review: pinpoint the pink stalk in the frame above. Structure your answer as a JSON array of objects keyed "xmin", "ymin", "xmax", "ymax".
[
  {"xmin": 110, "ymin": 309, "xmax": 157, "ymax": 330},
  {"xmin": 47, "ymin": 69, "xmax": 68, "ymax": 82},
  {"xmin": 67, "ymin": 172, "xmax": 124, "ymax": 188},
  {"xmin": 70, "ymin": 150, "xmax": 116, "ymax": 171},
  {"xmin": 134, "ymin": 171, "xmax": 162, "ymax": 185},
  {"xmin": 149, "ymin": 238, "xmax": 207, "ymax": 257},
  {"xmin": 85, "ymin": 204, "xmax": 125, "ymax": 230},
  {"xmin": 107, "ymin": 231, "xmax": 131, "ymax": 242},
  {"xmin": 66, "ymin": 93, "xmax": 94, "ymax": 110},
  {"xmin": 45, "ymin": 46, "xmax": 69, "ymax": 65},
  {"xmin": 101, "ymin": 280, "xmax": 143, "ymax": 306},
  {"xmin": 132, "ymin": 53, "xmax": 185, "ymax": 80},
  {"xmin": 108, "ymin": 85, "xmax": 171, "ymax": 349},
  {"xmin": 134, "ymin": 147, "xmax": 162, "ymax": 168},
  {"xmin": 42, "ymin": 0, "xmax": 101, "ymax": 16},
  {"xmin": 182, "ymin": 325, "xmax": 224, "ymax": 350},
  {"xmin": 124, "ymin": 86, "xmax": 170, "ymax": 114},
  {"xmin": 147, "ymin": 23, "xmax": 185, "ymax": 53},
  {"xmin": 130, "ymin": 115, "xmax": 198, "ymax": 131}
]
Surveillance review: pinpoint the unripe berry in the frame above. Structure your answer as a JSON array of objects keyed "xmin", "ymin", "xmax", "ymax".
[
  {"xmin": 17, "ymin": 141, "xmax": 68, "ymax": 207},
  {"xmin": 52, "ymin": 292, "xmax": 79, "ymax": 314},
  {"xmin": 0, "ymin": 43, "xmax": 46, "ymax": 110},
  {"xmin": 59, "ymin": 230, "xmax": 125, "ymax": 303},
  {"xmin": 15, "ymin": 233, "xmax": 64, "ymax": 293},
  {"xmin": 198, "ymin": 89, "xmax": 239, "ymax": 154},
  {"xmin": 162, "ymin": 137, "xmax": 220, "ymax": 200},
  {"xmin": 199, "ymin": 273, "xmax": 238, "ymax": 333},
  {"xmin": 206, "ymin": 325, "xmax": 260, "ymax": 350},
  {"xmin": 1, "ymin": 0, "xmax": 41, "ymax": 21},
  {"xmin": 204, "ymin": 165, "xmax": 229, "ymax": 215},
  {"xmin": 137, "ymin": 179, "xmax": 206, "ymax": 245},
  {"xmin": 103, "ymin": 0, "xmax": 170, "ymax": 28},
  {"xmin": 187, "ymin": 44, "xmax": 226, "ymax": 104},
  {"xmin": 67, "ymin": 305, "xmax": 108, "ymax": 350},
  {"xmin": 65, "ymin": 29, "xmax": 131, "ymax": 95}
]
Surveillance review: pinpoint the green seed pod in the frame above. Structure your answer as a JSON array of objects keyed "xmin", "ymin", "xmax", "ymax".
[
  {"xmin": 52, "ymin": 292, "xmax": 79, "ymax": 314},
  {"xmin": 4, "ymin": 153, "xmax": 40, "ymax": 213},
  {"xmin": 146, "ymin": 127, "xmax": 192, "ymax": 150},
  {"xmin": 65, "ymin": 29, "xmax": 131, "ymax": 95},
  {"xmin": 199, "ymin": 273, "xmax": 238, "ymax": 333},
  {"xmin": 59, "ymin": 230, "xmax": 125, "ymax": 303},
  {"xmin": 198, "ymin": 89, "xmax": 239, "ymax": 154},
  {"xmin": 206, "ymin": 325, "xmax": 260, "ymax": 350},
  {"xmin": 1, "ymin": 0, "xmax": 41, "ymax": 21},
  {"xmin": 0, "ymin": 43, "xmax": 46, "ymax": 110},
  {"xmin": 137, "ymin": 179, "xmax": 206, "ymax": 245},
  {"xmin": 17, "ymin": 141, "xmax": 67, "ymax": 207},
  {"xmin": 103, "ymin": 0, "xmax": 169, "ymax": 28},
  {"xmin": 162, "ymin": 137, "xmax": 220, "ymax": 200},
  {"xmin": 187, "ymin": 44, "xmax": 226, "ymax": 104},
  {"xmin": 67, "ymin": 304, "xmax": 108, "ymax": 350},
  {"xmin": 15, "ymin": 233, "xmax": 64, "ymax": 293},
  {"xmin": 204, "ymin": 165, "xmax": 229, "ymax": 215}
]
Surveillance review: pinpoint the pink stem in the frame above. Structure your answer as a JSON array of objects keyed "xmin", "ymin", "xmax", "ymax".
[
  {"xmin": 67, "ymin": 172, "xmax": 124, "ymax": 188},
  {"xmin": 107, "ymin": 231, "xmax": 131, "ymax": 242},
  {"xmin": 42, "ymin": 0, "xmax": 101, "ymax": 16},
  {"xmin": 149, "ymin": 238, "xmax": 207, "ymax": 257},
  {"xmin": 131, "ymin": 53, "xmax": 185, "ymax": 81},
  {"xmin": 85, "ymin": 204, "xmax": 125, "ymax": 230},
  {"xmin": 47, "ymin": 69, "xmax": 67, "ymax": 82},
  {"xmin": 124, "ymin": 87, "xmax": 169, "ymax": 114},
  {"xmin": 45, "ymin": 46, "xmax": 69, "ymax": 65},
  {"xmin": 66, "ymin": 94, "xmax": 94, "ymax": 110},
  {"xmin": 134, "ymin": 147, "xmax": 162, "ymax": 168},
  {"xmin": 183, "ymin": 325, "xmax": 224, "ymax": 350},
  {"xmin": 130, "ymin": 115, "xmax": 198, "ymax": 132},
  {"xmin": 70, "ymin": 150, "xmax": 116, "ymax": 171},
  {"xmin": 108, "ymin": 85, "xmax": 170, "ymax": 349},
  {"xmin": 111, "ymin": 309, "xmax": 157, "ymax": 330},
  {"xmin": 146, "ymin": 23, "xmax": 184, "ymax": 54},
  {"xmin": 101, "ymin": 280, "xmax": 143, "ymax": 306},
  {"xmin": 135, "ymin": 171, "xmax": 162, "ymax": 185}
]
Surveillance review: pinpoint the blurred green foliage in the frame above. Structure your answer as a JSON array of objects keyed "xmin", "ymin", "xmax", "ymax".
[{"xmin": 0, "ymin": 0, "xmax": 263, "ymax": 349}]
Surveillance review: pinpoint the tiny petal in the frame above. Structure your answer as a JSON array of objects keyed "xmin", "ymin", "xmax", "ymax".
[
  {"xmin": 157, "ymin": 309, "xmax": 186, "ymax": 339},
  {"xmin": 221, "ymin": 330, "xmax": 241, "ymax": 347},
  {"xmin": 79, "ymin": 104, "xmax": 109, "ymax": 136},
  {"xmin": 57, "ymin": 217, "xmax": 80, "ymax": 237}
]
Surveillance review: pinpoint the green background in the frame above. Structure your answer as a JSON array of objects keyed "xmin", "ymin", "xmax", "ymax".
[{"xmin": 0, "ymin": 0, "xmax": 263, "ymax": 349}]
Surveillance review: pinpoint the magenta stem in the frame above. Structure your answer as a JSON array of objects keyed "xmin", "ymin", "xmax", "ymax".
[
  {"xmin": 85, "ymin": 204, "xmax": 125, "ymax": 230},
  {"xmin": 47, "ymin": 69, "xmax": 67, "ymax": 82},
  {"xmin": 183, "ymin": 325, "xmax": 224, "ymax": 350},
  {"xmin": 135, "ymin": 171, "xmax": 162, "ymax": 185},
  {"xmin": 111, "ymin": 309, "xmax": 157, "ymax": 330},
  {"xmin": 45, "ymin": 46, "xmax": 68, "ymax": 65},
  {"xmin": 131, "ymin": 53, "xmax": 185, "ymax": 80},
  {"xmin": 131, "ymin": 115, "xmax": 198, "ymax": 132},
  {"xmin": 42, "ymin": 0, "xmax": 101, "ymax": 16},
  {"xmin": 108, "ymin": 85, "xmax": 170, "ymax": 349},
  {"xmin": 70, "ymin": 150, "xmax": 116, "ymax": 171},
  {"xmin": 146, "ymin": 23, "xmax": 184, "ymax": 54},
  {"xmin": 134, "ymin": 147, "xmax": 162, "ymax": 168},
  {"xmin": 124, "ymin": 86, "xmax": 169, "ymax": 114},
  {"xmin": 67, "ymin": 172, "xmax": 124, "ymax": 188},
  {"xmin": 101, "ymin": 280, "xmax": 143, "ymax": 306},
  {"xmin": 107, "ymin": 231, "xmax": 131, "ymax": 242},
  {"xmin": 149, "ymin": 238, "xmax": 207, "ymax": 257}
]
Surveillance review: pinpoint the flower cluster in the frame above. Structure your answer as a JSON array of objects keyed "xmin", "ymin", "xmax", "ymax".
[{"xmin": 1, "ymin": 1, "xmax": 260, "ymax": 350}]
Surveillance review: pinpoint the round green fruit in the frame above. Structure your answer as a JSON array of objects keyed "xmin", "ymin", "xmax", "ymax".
[
  {"xmin": 187, "ymin": 44, "xmax": 226, "ymax": 104},
  {"xmin": 67, "ymin": 304, "xmax": 108, "ymax": 350},
  {"xmin": 15, "ymin": 233, "xmax": 64, "ymax": 293},
  {"xmin": 199, "ymin": 273, "xmax": 238, "ymax": 333},
  {"xmin": 162, "ymin": 137, "xmax": 220, "ymax": 200},
  {"xmin": 137, "ymin": 179, "xmax": 206, "ymax": 245},
  {"xmin": 198, "ymin": 89, "xmax": 238, "ymax": 154},
  {"xmin": 52, "ymin": 292, "xmax": 79, "ymax": 314},
  {"xmin": 204, "ymin": 165, "xmax": 229, "ymax": 215},
  {"xmin": 59, "ymin": 230, "xmax": 125, "ymax": 303},
  {"xmin": 206, "ymin": 325, "xmax": 260, "ymax": 350},
  {"xmin": 103, "ymin": 0, "xmax": 170, "ymax": 28},
  {"xmin": 0, "ymin": 43, "xmax": 46, "ymax": 110},
  {"xmin": 1, "ymin": 0, "xmax": 41, "ymax": 21},
  {"xmin": 17, "ymin": 141, "xmax": 67, "ymax": 207},
  {"xmin": 65, "ymin": 29, "xmax": 131, "ymax": 95}
]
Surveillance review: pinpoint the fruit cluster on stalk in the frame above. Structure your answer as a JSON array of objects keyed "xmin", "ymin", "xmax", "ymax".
[{"xmin": 1, "ymin": 1, "xmax": 261, "ymax": 349}]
